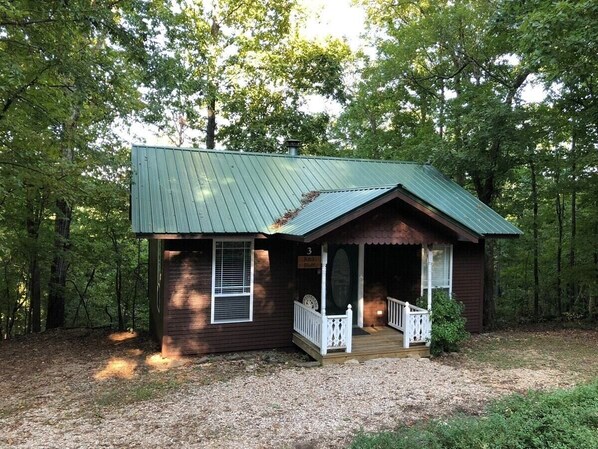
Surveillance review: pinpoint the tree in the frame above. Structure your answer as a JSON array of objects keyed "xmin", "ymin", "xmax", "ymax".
[
  {"xmin": 144, "ymin": 0, "xmax": 350, "ymax": 152},
  {"xmin": 507, "ymin": 0, "xmax": 598, "ymax": 318},
  {"xmin": 343, "ymin": 0, "xmax": 531, "ymax": 326},
  {"xmin": 0, "ymin": 0, "xmax": 159, "ymax": 333}
]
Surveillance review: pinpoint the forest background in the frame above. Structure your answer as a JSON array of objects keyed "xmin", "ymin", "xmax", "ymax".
[{"xmin": 1, "ymin": 0, "xmax": 596, "ymax": 338}]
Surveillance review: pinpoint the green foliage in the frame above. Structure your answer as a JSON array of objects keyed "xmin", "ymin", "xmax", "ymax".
[
  {"xmin": 1, "ymin": 0, "xmax": 597, "ymax": 336},
  {"xmin": 0, "ymin": 0, "xmax": 156, "ymax": 336},
  {"xmin": 418, "ymin": 291, "xmax": 468, "ymax": 355},
  {"xmin": 143, "ymin": 0, "xmax": 351, "ymax": 152},
  {"xmin": 344, "ymin": 0, "xmax": 598, "ymax": 326},
  {"xmin": 351, "ymin": 380, "xmax": 598, "ymax": 449},
  {"xmin": 339, "ymin": 0, "xmax": 530, "ymax": 206}
]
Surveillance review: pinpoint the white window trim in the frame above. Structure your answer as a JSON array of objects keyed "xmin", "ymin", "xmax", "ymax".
[
  {"xmin": 421, "ymin": 244, "xmax": 453, "ymax": 296},
  {"xmin": 211, "ymin": 238, "xmax": 254, "ymax": 324}
]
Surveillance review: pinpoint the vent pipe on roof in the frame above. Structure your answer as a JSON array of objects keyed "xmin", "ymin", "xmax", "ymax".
[{"xmin": 285, "ymin": 138, "xmax": 301, "ymax": 156}]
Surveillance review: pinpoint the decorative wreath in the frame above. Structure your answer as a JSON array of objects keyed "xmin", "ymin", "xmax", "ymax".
[{"xmin": 302, "ymin": 294, "xmax": 319, "ymax": 310}]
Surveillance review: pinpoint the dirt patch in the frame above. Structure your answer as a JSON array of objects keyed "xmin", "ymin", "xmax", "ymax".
[
  {"xmin": 0, "ymin": 327, "xmax": 596, "ymax": 448},
  {"xmin": 0, "ymin": 329, "xmax": 306, "ymax": 419}
]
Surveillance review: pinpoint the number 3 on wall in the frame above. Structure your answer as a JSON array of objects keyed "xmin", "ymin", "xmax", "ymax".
[{"xmin": 306, "ymin": 247, "xmax": 312, "ymax": 255}]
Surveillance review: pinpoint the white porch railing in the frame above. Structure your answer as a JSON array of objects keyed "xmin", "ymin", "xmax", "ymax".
[
  {"xmin": 387, "ymin": 296, "xmax": 431, "ymax": 348},
  {"xmin": 293, "ymin": 301, "xmax": 322, "ymax": 347},
  {"xmin": 293, "ymin": 301, "xmax": 352, "ymax": 355}
]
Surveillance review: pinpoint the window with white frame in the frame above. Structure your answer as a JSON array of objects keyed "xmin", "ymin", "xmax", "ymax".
[
  {"xmin": 212, "ymin": 240, "xmax": 254, "ymax": 323},
  {"xmin": 421, "ymin": 244, "xmax": 453, "ymax": 296}
]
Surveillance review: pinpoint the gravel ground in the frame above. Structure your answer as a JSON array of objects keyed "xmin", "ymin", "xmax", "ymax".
[
  {"xmin": 4, "ymin": 358, "xmax": 496, "ymax": 449},
  {"xmin": 1, "ymin": 328, "xmax": 590, "ymax": 449}
]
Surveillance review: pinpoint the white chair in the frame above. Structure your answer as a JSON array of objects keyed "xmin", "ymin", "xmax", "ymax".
[{"xmin": 302, "ymin": 294, "xmax": 319, "ymax": 311}]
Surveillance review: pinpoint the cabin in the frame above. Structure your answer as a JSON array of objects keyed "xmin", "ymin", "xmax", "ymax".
[{"xmin": 131, "ymin": 143, "xmax": 520, "ymax": 363}]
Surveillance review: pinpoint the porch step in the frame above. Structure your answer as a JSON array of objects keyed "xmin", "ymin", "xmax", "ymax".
[{"xmin": 292, "ymin": 328, "xmax": 430, "ymax": 366}]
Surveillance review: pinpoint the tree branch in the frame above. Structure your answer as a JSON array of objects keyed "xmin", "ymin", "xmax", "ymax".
[
  {"xmin": 0, "ymin": 65, "xmax": 53, "ymax": 121},
  {"xmin": 0, "ymin": 18, "xmax": 58, "ymax": 27}
]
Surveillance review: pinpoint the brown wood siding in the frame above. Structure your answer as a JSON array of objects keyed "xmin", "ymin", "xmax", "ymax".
[
  {"xmin": 452, "ymin": 241, "xmax": 484, "ymax": 333},
  {"xmin": 363, "ymin": 245, "xmax": 421, "ymax": 327},
  {"xmin": 162, "ymin": 239, "xmax": 295, "ymax": 356},
  {"xmin": 323, "ymin": 200, "xmax": 456, "ymax": 245}
]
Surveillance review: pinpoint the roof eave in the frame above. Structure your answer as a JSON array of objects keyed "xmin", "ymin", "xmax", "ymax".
[
  {"xmin": 393, "ymin": 186, "xmax": 481, "ymax": 243},
  {"xmin": 274, "ymin": 186, "xmax": 482, "ymax": 244},
  {"xmin": 134, "ymin": 232, "xmax": 268, "ymax": 240},
  {"xmin": 274, "ymin": 187, "xmax": 399, "ymax": 243},
  {"xmin": 481, "ymin": 232, "xmax": 523, "ymax": 239}
]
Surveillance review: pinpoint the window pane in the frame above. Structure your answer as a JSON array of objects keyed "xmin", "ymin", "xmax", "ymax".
[
  {"xmin": 431, "ymin": 249, "xmax": 449, "ymax": 287},
  {"xmin": 214, "ymin": 295, "xmax": 250, "ymax": 322},
  {"xmin": 214, "ymin": 240, "xmax": 252, "ymax": 322},
  {"xmin": 215, "ymin": 241, "xmax": 251, "ymax": 294},
  {"xmin": 422, "ymin": 245, "xmax": 451, "ymax": 291}
]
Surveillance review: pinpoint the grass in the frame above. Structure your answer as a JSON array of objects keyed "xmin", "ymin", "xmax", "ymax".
[
  {"xmin": 95, "ymin": 377, "xmax": 181, "ymax": 408},
  {"xmin": 351, "ymin": 380, "xmax": 598, "ymax": 449},
  {"xmin": 452, "ymin": 329, "xmax": 598, "ymax": 380}
]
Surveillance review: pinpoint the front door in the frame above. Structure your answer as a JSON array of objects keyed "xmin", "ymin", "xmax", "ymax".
[{"xmin": 326, "ymin": 244, "xmax": 358, "ymax": 325}]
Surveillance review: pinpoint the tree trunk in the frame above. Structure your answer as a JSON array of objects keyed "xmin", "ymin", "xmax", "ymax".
[
  {"xmin": 46, "ymin": 197, "xmax": 72, "ymax": 329},
  {"xmin": 115, "ymin": 259, "xmax": 124, "ymax": 330},
  {"xmin": 110, "ymin": 230, "xmax": 125, "ymax": 330},
  {"xmin": 131, "ymin": 239, "xmax": 141, "ymax": 330},
  {"xmin": 206, "ymin": 97, "xmax": 216, "ymax": 149},
  {"xmin": 530, "ymin": 158, "xmax": 540, "ymax": 317},
  {"xmin": 28, "ymin": 261, "xmax": 41, "ymax": 332},
  {"xmin": 568, "ymin": 133, "xmax": 577, "ymax": 310},
  {"xmin": 569, "ymin": 188, "xmax": 576, "ymax": 309},
  {"xmin": 592, "ymin": 239, "xmax": 597, "ymax": 319},
  {"xmin": 25, "ymin": 187, "xmax": 43, "ymax": 333},
  {"xmin": 483, "ymin": 239, "xmax": 496, "ymax": 329},
  {"xmin": 555, "ymin": 192, "xmax": 564, "ymax": 316},
  {"xmin": 46, "ymin": 97, "xmax": 80, "ymax": 329},
  {"xmin": 594, "ymin": 215, "xmax": 598, "ymax": 319}
]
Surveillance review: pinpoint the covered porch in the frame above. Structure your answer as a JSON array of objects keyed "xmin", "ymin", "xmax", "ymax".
[
  {"xmin": 291, "ymin": 241, "xmax": 437, "ymax": 364},
  {"xmin": 281, "ymin": 187, "xmax": 479, "ymax": 364}
]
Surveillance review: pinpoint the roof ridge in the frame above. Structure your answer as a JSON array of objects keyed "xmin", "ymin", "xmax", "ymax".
[
  {"xmin": 317, "ymin": 185, "xmax": 397, "ymax": 194},
  {"xmin": 132, "ymin": 144, "xmax": 423, "ymax": 166}
]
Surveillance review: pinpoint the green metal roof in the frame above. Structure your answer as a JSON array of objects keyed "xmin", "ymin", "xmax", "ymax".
[
  {"xmin": 274, "ymin": 186, "xmax": 396, "ymax": 236},
  {"xmin": 131, "ymin": 145, "xmax": 522, "ymax": 237}
]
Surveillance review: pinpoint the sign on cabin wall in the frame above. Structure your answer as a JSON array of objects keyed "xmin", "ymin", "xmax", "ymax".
[
  {"xmin": 297, "ymin": 244, "xmax": 321, "ymax": 269},
  {"xmin": 298, "ymin": 256, "xmax": 321, "ymax": 269}
]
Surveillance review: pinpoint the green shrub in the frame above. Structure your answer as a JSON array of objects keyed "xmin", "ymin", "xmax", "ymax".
[
  {"xmin": 417, "ymin": 291, "xmax": 469, "ymax": 356},
  {"xmin": 351, "ymin": 380, "xmax": 598, "ymax": 449}
]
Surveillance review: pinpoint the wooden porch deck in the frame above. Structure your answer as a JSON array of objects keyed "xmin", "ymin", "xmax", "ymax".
[{"xmin": 293, "ymin": 326, "xmax": 430, "ymax": 365}]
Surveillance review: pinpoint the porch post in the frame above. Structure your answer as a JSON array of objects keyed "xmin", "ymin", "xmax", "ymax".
[
  {"xmin": 346, "ymin": 305, "xmax": 353, "ymax": 353},
  {"xmin": 320, "ymin": 243, "xmax": 328, "ymax": 356},
  {"xmin": 427, "ymin": 245, "xmax": 433, "ymax": 311},
  {"xmin": 403, "ymin": 302, "xmax": 410, "ymax": 348},
  {"xmin": 357, "ymin": 242, "xmax": 364, "ymax": 328},
  {"xmin": 321, "ymin": 243, "xmax": 328, "ymax": 315}
]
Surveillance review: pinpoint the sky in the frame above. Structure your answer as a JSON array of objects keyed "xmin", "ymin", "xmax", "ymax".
[{"xmin": 301, "ymin": 0, "xmax": 366, "ymax": 51}]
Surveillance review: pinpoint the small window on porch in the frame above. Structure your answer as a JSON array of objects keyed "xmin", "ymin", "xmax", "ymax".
[
  {"xmin": 212, "ymin": 240, "xmax": 254, "ymax": 323},
  {"xmin": 421, "ymin": 244, "xmax": 452, "ymax": 296}
]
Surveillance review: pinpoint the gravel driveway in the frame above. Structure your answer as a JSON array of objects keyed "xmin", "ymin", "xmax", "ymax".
[
  {"xmin": 3, "ymin": 328, "xmax": 588, "ymax": 449},
  {"xmin": 4, "ymin": 357, "xmax": 497, "ymax": 449}
]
